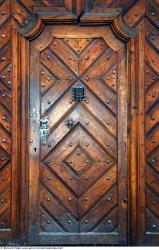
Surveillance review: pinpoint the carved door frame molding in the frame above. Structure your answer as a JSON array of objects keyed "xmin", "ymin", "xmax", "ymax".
[{"xmin": 12, "ymin": 5, "xmax": 146, "ymax": 245}]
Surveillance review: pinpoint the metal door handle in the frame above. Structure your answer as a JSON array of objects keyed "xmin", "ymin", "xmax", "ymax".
[{"xmin": 39, "ymin": 116, "xmax": 50, "ymax": 146}]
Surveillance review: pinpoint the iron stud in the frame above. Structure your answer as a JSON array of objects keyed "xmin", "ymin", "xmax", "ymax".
[
  {"xmin": 24, "ymin": 19, "xmax": 29, "ymax": 25},
  {"xmin": 152, "ymin": 224, "xmax": 157, "ymax": 228}
]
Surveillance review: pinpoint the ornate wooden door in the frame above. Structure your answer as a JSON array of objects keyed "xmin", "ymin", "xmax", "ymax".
[
  {"xmin": 27, "ymin": 22, "xmax": 129, "ymax": 245},
  {"xmin": 2, "ymin": 0, "xmax": 159, "ymax": 246}
]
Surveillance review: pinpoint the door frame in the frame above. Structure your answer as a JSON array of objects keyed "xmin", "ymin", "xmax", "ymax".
[{"xmin": 13, "ymin": 5, "xmax": 146, "ymax": 245}]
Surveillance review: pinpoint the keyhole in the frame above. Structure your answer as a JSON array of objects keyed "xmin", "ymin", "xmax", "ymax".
[{"xmin": 34, "ymin": 148, "xmax": 37, "ymax": 152}]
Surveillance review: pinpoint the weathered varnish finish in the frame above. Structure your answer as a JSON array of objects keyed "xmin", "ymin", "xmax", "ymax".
[{"xmin": 0, "ymin": 0, "xmax": 159, "ymax": 246}]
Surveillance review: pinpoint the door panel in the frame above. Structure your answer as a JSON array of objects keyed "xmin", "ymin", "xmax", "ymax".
[
  {"xmin": 0, "ymin": 0, "xmax": 159, "ymax": 246},
  {"xmin": 28, "ymin": 25, "xmax": 128, "ymax": 245}
]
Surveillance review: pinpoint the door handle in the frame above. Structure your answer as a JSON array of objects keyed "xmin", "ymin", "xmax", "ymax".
[{"xmin": 39, "ymin": 116, "xmax": 50, "ymax": 146}]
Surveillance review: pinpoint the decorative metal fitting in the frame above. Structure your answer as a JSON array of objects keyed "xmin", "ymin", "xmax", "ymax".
[
  {"xmin": 72, "ymin": 86, "xmax": 86, "ymax": 101},
  {"xmin": 39, "ymin": 116, "xmax": 50, "ymax": 146},
  {"xmin": 65, "ymin": 118, "xmax": 75, "ymax": 128}
]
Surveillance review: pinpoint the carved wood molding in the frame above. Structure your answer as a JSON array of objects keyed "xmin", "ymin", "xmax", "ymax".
[{"xmin": 18, "ymin": 7, "xmax": 137, "ymax": 41}]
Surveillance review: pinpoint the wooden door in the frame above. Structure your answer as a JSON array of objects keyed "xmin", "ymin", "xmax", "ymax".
[
  {"xmin": 27, "ymin": 24, "xmax": 128, "ymax": 245},
  {"xmin": 1, "ymin": 0, "xmax": 159, "ymax": 246}
]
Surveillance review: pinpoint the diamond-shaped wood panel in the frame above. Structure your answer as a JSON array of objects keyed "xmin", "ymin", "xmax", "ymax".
[
  {"xmin": 146, "ymin": 14, "xmax": 159, "ymax": 233},
  {"xmin": 0, "ymin": 0, "xmax": 11, "ymax": 231},
  {"xmin": 39, "ymin": 35, "xmax": 119, "ymax": 234}
]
